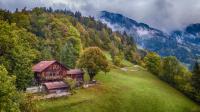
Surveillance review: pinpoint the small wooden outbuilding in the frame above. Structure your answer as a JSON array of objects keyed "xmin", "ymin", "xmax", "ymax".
[
  {"xmin": 67, "ymin": 69, "xmax": 84, "ymax": 82},
  {"xmin": 42, "ymin": 81, "xmax": 69, "ymax": 93}
]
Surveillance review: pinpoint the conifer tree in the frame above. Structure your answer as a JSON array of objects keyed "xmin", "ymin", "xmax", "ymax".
[{"xmin": 191, "ymin": 61, "xmax": 200, "ymax": 92}]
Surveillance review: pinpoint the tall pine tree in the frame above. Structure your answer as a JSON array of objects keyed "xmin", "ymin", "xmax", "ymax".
[
  {"xmin": 191, "ymin": 61, "xmax": 200, "ymax": 92},
  {"xmin": 61, "ymin": 37, "xmax": 82, "ymax": 68}
]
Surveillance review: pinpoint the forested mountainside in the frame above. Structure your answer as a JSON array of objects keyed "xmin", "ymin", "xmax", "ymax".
[
  {"xmin": 99, "ymin": 11, "xmax": 200, "ymax": 68},
  {"xmin": 0, "ymin": 7, "xmax": 137, "ymax": 90},
  {"xmin": 1, "ymin": 7, "xmax": 200, "ymax": 112}
]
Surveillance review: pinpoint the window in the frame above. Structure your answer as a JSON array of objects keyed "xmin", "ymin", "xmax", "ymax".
[{"xmin": 53, "ymin": 64, "xmax": 60, "ymax": 70}]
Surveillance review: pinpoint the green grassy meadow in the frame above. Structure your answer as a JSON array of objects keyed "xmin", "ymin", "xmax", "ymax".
[{"xmin": 38, "ymin": 64, "xmax": 200, "ymax": 112}]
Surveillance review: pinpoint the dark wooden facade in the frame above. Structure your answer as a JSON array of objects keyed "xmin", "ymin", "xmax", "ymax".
[
  {"xmin": 32, "ymin": 60, "xmax": 84, "ymax": 86},
  {"xmin": 34, "ymin": 62, "xmax": 68, "ymax": 84}
]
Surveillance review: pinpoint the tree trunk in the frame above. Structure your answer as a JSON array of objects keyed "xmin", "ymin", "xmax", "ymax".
[
  {"xmin": 89, "ymin": 73, "xmax": 95, "ymax": 82},
  {"xmin": 88, "ymin": 69, "xmax": 96, "ymax": 83},
  {"xmin": 88, "ymin": 72, "xmax": 96, "ymax": 82}
]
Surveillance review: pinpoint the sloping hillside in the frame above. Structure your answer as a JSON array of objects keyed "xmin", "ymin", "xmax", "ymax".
[{"xmin": 39, "ymin": 63, "xmax": 199, "ymax": 112}]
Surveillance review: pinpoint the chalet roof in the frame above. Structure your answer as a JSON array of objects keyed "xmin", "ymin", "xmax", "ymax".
[
  {"xmin": 67, "ymin": 69, "xmax": 84, "ymax": 75},
  {"xmin": 43, "ymin": 81, "xmax": 68, "ymax": 90},
  {"xmin": 32, "ymin": 60, "xmax": 57, "ymax": 72}
]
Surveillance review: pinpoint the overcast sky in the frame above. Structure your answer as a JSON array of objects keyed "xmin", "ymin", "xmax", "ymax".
[{"xmin": 0, "ymin": 0, "xmax": 200, "ymax": 32}]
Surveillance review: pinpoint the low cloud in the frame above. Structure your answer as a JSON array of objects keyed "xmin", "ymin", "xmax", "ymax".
[{"xmin": 1, "ymin": 0, "xmax": 200, "ymax": 32}]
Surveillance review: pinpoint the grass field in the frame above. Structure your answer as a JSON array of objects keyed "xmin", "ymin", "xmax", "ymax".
[{"xmin": 38, "ymin": 65, "xmax": 200, "ymax": 112}]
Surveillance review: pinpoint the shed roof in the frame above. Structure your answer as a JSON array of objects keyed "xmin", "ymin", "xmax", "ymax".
[
  {"xmin": 67, "ymin": 69, "xmax": 84, "ymax": 75},
  {"xmin": 32, "ymin": 60, "xmax": 56, "ymax": 72},
  {"xmin": 43, "ymin": 81, "xmax": 68, "ymax": 90}
]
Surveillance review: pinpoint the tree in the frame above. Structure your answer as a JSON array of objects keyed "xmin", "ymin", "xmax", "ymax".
[
  {"xmin": 0, "ymin": 65, "xmax": 38, "ymax": 112},
  {"xmin": 162, "ymin": 56, "xmax": 180, "ymax": 85},
  {"xmin": 191, "ymin": 61, "xmax": 200, "ymax": 92},
  {"xmin": 99, "ymin": 28, "xmax": 110, "ymax": 50},
  {"xmin": 0, "ymin": 65, "xmax": 20, "ymax": 112},
  {"xmin": 40, "ymin": 47, "xmax": 53, "ymax": 60},
  {"xmin": 124, "ymin": 46, "xmax": 137, "ymax": 63},
  {"xmin": 64, "ymin": 77, "xmax": 77, "ymax": 94},
  {"xmin": 75, "ymin": 11, "xmax": 82, "ymax": 20},
  {"xmin": 112, "ymin": 52, "xmax": 124, "ymax": 67},
  {"xmin": 77, "ymin": 47, "xmax": 110, "ymax": 81},
  {"xmin": 61, "ymin": 37, "xmax": 82, "ymax": 68},
  {"xmin": 132, "ymin": 52, "xmax": 141, "ymax": 64},
  {"xmin": 173, "ymin": 65, "xmax": 192, "ymax": 91},
  {"xmin": 11, "ymin": 12, "xmax": 31, "ymax": 29},
  {"xmin": 0, "ymin": 9, "xmax": 12, "ymax": 23},
  {"xmin": 144, "ymin": 52, "xmax": 162, "ymax": 76},
  {"xmin": 0, "ymin": 20, "xmax": 38, "ymax": 90},
  {"xmin": 19, "ymin": 93, "xmax": 39, "ymax": 112}
]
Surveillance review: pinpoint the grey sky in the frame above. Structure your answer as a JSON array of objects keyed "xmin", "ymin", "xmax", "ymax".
[{"xmin": 0, "ymin": 0, "xmax": 200, "ymax": 32}]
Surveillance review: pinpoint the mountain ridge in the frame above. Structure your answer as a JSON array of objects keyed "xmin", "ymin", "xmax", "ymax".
[{"xmin": 99, "ymin": 11, "xmax": 200, "ymax": 68}]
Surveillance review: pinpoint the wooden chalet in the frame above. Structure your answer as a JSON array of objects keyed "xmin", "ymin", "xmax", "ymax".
[{"xmin": 32, "ymin": 60, "xmax": 84, "ymax": 93}]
